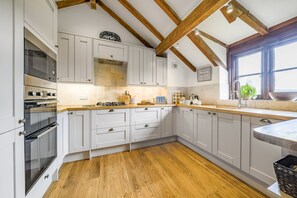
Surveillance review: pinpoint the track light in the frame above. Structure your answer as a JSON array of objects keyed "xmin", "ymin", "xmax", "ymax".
[
  {"xmin": 174, "ymin": 43, "xmax": 179, "ymax": 49},
  {"xmin": 194, "ymin": 28, "xmax": 200, "ymax": 36},
  {"xmin": 227, "ymin": 4, "xmax": 234, "ymax": 13}
]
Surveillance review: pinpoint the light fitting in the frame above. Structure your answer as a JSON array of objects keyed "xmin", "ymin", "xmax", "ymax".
[
  {"xmin": 226, "ymin": 4, "xmax": 234, "ymax": 14},
  {"xmin": 194, "ymin": 28, "xmax": 200, "ymax": 36},
  {"xmin": 174, "ymin": 43, "xmax": 179, "ymax": 49}
]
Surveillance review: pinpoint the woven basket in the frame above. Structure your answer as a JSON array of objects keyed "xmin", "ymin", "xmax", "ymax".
[{"xmin": 273, "ymin": 155, "xmax": 297, "ymax": 198}]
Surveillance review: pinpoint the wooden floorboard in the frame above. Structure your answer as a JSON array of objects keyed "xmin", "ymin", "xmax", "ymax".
[{"xmin": 44, "ymin": 142, "xmax": 267, "ymax": 198}]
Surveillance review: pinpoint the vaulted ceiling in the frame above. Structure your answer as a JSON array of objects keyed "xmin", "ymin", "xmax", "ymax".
[{"xmin": 56, "ymin": 0, "xmax": 297, "ymax": 71}]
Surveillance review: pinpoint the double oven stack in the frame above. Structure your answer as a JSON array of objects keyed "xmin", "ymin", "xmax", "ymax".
[{"xmin": 24, "ymin": 29, "xmax": 58, "ymax": 193}]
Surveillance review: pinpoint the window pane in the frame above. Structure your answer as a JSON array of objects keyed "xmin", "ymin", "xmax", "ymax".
[
  {"xmin": 238, "ymin": 75, "xmax": 261, "ymax": 95},
  {"xmin": 274, "ymin": 41, "xmax": 297, "ymax": 70},
  {"xmin": 238, "ymin": 52, "xmax": 262, "ymax": 76},
  {"xmin": 274, "ymin": 69, "xmax": 297, "ymax": 92}
]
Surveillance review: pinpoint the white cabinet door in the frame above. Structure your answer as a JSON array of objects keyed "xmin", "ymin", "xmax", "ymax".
[
  {"xmin": 24, "ymin": 0, "xmax": 57, "ymax": 50},
  {"xmin": 0, "ymin": 129, "xmax": 25, "ymax": 198},
  {"xmin": 242, "ymin": 116, "xmax": 282, "ymax": 185},
  {"xmin": 161, "ymin": 107, "xmax": 173, "ymax": 137},
  {"xmin": 173, "ymin": 107, "xmax": 182, "ymax": 136},
  {"xmin": 131, "ymin": 108, "xmax": 160, "ymax": 125},
  {"xmin": 0, "ymin": 0, "xmax": 24, "ymax": 134},
  {"xmin": 213, "ymin": 113, "xmax": 241, "ymax": 168},
  {"xmin": 156, "ymin": 57, "xmax": 167, "ymax": 86},
  {"xmin": 92, "ymin": 109, "xmax": 130, "ymax": 129},
  {"xmin": 92, "ymin": 126, "xmax": 130, "ymax": 149},
  {"xmin": 69, "ymin": 111, "xmax": 90, "ymax": 153},
  {"xmin": 128, "ymin": 46, "xmax": 144, "ymax": 85},
  {"xmin": 195, "ymin": 110, "xmax": 213, "ymax": 153},
  {"xmin": 57, "ymin": 112, "xmax": 69, "ymax": 168},
  {"xmin": 57, "ymin": 33, "xmax": 75, "ymax": 82},
  {"xmin": 181, "ymin": 108, "xmax": 194, "ymax": 143},
  {"xmin": 131, "ymin": 123, "xmax": 161, "ymax": 142},
  {"xmin": 143, "ymin": 49, "xmax": 156, "ymax": 86},
  {"xmin": 93, "ymin": 40, "xmax": 128, "ymax": 61},
  {"xmin": 75, "ymin": 36, "xmax": 93, "ymax": 83}
]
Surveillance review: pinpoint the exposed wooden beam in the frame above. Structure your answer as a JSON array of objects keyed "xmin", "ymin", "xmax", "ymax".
[
  {"xmin": 188, "ymin": 32, "xmax": 226, "ymax": 69},
  {"xmin": 220, "ymin": 6, "xmax": 238, "ymax": 24},
  {"xmin": 118, "ymin": 0, "xmax": 196, "ymax": 72},
  {"xmin": 156, "ymin": 0, "xmax": 229, "ymax": 55},
  {"xmin": 90, "ymin": 0, "xmax": 96, "ymax": 9},
  {"xmin": 56, "ymin": 0, "xmax": 89, "ymax": 9},
  {"xmin": 155, "ymin": 0, "xmax": 226, "ymax": 68},
  {"xmin": 199, "ymin": 30, "xmax": 228, "ymax": 48},
  {"xmin": 229, "ymin": 0, "xmax": 268, "ymax": 35},
  {"xmin": 118, "ymin": 0, "xmax": 163, "ymax": 41},
  {"xmin": 97, "ymin": 1, "xmax": 152, "ymax": 48}
]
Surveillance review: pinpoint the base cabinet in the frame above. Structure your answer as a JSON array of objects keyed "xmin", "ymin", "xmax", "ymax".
[
  {"xmin": 57, "ymin": 112, "xmax": 69, "ymax": 167},
  {"xmin": 213, "ymin": 113, "xmax": 241, "ymax": 168},
  {"xmin": 194, "ymin": 110, "xmax": 213, "ymax": 154},
  {"xmin": 160, "ymin": 107, "xmax": 173, "ymax": 137},
  {"xmin": 131, "ymin": 123, "xmax": 161, "ymax": 142},
  {"xmin": 242, "ymin": 116, "xmax": 282, "ymax": 185},
  {"xmin": 180, "ymin": 108, "xmax": 194, "ymax": 143},
  {"xmin": 69, "ymin": 111, "xmax": 90, "ymax": 153}
]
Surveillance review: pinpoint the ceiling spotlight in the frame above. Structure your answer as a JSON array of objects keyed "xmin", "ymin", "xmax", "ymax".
[
  {"xmin": 226, "ymin": 4, "xmax": 234, "ymax": 13},
  {"xmin": 174, "ymin": 43, "xmax": 179, "ymax": 49},
  {"xmin": 194, "ymin": 28, "xmax": 200, "ymax": 36}
]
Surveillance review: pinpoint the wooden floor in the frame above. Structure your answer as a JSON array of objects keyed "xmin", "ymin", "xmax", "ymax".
[{"xmin": 44, "ymin": 142, "xmax": 267, "ymax": 198}]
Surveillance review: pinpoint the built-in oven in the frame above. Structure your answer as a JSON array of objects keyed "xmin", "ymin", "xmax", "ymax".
[{"xmin": 24, "ymin": 29, "xmax": 57, "ymax": 82}]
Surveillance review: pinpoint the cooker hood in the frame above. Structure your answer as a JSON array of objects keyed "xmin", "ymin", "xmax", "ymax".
[{"xmin": 95, "ymin": 57, "xmax": 126, "ymax": 65}]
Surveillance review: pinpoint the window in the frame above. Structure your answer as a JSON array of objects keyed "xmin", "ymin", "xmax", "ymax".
[{"xmin": 230, "ymin": 35, "xmax": 297, "ymax": 99}]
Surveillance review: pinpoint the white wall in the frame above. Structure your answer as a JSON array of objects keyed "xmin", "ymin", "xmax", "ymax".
[
  {"xmin": 167, "ymin": 51, "xmax": 189, "ymax": 87},
  {"xmin": 58, "ymin": 3, "xmax": 143, "ymax": 46}
]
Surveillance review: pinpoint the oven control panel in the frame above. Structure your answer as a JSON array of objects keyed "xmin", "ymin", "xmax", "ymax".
[{"xmin": 25, "ymin": 86, "xmax": 57, "ymax": 100}]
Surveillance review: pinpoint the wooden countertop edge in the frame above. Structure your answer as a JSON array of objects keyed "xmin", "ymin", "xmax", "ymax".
[{"xmin": 58, "ymin": 104, "xmax": 297, "ymax": 121}]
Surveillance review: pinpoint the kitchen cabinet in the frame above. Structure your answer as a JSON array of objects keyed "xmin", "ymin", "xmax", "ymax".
[
  {"xmin": 0, "ymin": 0, "xmax": 24, "ymax": 134},
  {"xmin": 160, "ymin": 107, "xmax": 173, "ymax": 137},
  {"xmin": 0, "ymin": 129, "xmax": 25, "ymax": 198},
  {"xmin": 131, "ymin": 123, "xmax": 161, "ymax": 142},
  {"xmin": 242, "ymin": 116, "xmax": 282, "ymax": 185},
  {"xmin": 213, "ymin": 113, "xmax": 241, "ymax": 168},
  {"xmin": 57, "ymin": 33, "xmax": 75, "ymax": 82},
  {"xmin": 156, "ymin": 57, "xmax": 167, "ymax": 86},
  {"xmin": 194, "ymin": 110, "xmax": 213, "ymax": 154},
  {"xmin": 69, "ymin": 111, "xmax": 90, "ymax": 153},
  {"xmin": 131, "ymin": 108, "xmax": 160, "ymax": 125},
  {"xmin": 58, "ymin": 33, "xmax": 93, "ymax": 83},
  {"xmin": 180, "ymin": 108, "xmax": 194, "ymax": 143},
  {"xmin": 91, "ymin": 109, "xmax": 130, "ymax": 129},
  {"xmin": 92, "ymin": 126, "xmax": 130, "ymax": 149},
  {"xmin": 143, "ymin": 49, "xmax": 156, "ymax": 86},
  {"xmin": 57, "ymin": 112, "xmax": 69, "ymax": 168},
  {"xmin": 93, "ymin": 39, "xmax": 128, "ymax": 61},
  {"xmin": 173, "ymin": 107, "xmax": 182, "ymax": 136},
  {"xmin": 75, "ymin": 36, "xmax": 93, "ymax": 83},
  {"xmin": 24, "ymin": 0, "xmax": 57, "ymax": 52}
]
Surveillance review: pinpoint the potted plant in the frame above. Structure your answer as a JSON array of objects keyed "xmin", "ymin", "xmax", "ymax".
[{"xmin": 241, "ymin": 83, "xmax": 257, "ymax": 100}]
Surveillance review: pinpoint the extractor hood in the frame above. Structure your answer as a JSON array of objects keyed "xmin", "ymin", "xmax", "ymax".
[{"xmin": 95, "ymin": 57, "xmax": 126, "ymax": 65}]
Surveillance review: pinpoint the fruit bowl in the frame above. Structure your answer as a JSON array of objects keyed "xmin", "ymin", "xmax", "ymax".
[{"xmin": 269, "ymin": 92, "xmax": 297, "ymax": 101}]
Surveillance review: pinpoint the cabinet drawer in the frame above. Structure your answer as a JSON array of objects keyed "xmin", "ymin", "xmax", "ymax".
[
  {"xmin": 131, "ymin": 123, "xmax": 160, "ymax": 142},
  {"xmin": 132, "ymin": 108, "xmax": 160, "ymax": 124},
  {"xmin": 93, "ymin": 40, "xmax": 128, "ymax": 61},
  {"xmin": 92, "ymin": 126, "xmax": 130, "ymax": 149},
  {"xmin": 92, "ymin": 109, "xmax": 130, "ymax": 129},
  {"xmin": 251, "ymin": 117, "xmax": 280, "ymax": 126}
]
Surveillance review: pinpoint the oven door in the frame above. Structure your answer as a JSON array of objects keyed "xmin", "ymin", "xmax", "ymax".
[
  {"xmin": 25, "ymin": 100, "xmax": 57, "ymax": 136},
  {"xmin": 25, "ymin": 124, "xmax": 57, "ymax": 193}
]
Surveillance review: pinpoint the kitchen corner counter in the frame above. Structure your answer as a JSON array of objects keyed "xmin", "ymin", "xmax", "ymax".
[
  {"xmin": 253, "ymin": 119, "xmax": 297, "ymax": 151},
  {"xmin": 57, "ymin": 104, "xmax": 176, "ymax": 113}
]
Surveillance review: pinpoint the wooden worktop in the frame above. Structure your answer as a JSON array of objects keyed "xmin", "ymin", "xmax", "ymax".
[
  {"xmin": 253, "ymin": 119, "xmax": 297, "ymax": 151},
  {"xmin": 58, "ymin": 103, "xmax": 297, "ymax": 121}
]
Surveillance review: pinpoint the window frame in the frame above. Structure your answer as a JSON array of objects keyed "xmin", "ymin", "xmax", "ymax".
[{"xmin": 228, "ymin": 22, "xmax": 297, "ymax": 100}]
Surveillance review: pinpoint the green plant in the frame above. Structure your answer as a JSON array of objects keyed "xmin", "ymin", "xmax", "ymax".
[{"xmin": 240, "ymin": 83, "xmax": 257, "ymax": 100}]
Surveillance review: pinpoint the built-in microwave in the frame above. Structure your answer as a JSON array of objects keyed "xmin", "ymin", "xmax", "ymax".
[{"xmin": 24, "ymin": 30, "xmax": 57, "ymax": 83}]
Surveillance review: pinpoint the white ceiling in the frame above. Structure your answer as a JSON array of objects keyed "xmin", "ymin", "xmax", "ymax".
[{"xmin": 60, "ymin": 0, "xmax": 297, "ymax": 69}]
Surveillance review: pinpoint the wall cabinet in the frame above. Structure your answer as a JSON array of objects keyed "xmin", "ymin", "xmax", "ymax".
[
  {"xmin": 0, "ymin": 129, "xmax": 25, "ymax": 198},
  {"xmin": 58, "ymin": 33, "xmax": 93, "ymax": 83},
  {"xmin": 93, "ymin": 39, "xmax": 128, "ymax": 61},
  {"xmin": 0, "ymin": 0, "xmax": 24, "ymax": 134},
  {"xmin": 143, "ymin": 49, "xmax": 156, "ymax": 86},
  {"xmin": 156, "ymin": 57, "xmax": 167, "ymax": 86},
  {"xmin": 57, "ymin": 33, "xmax": 75, "ymax": 82},
  {"xmin": 242, "ymin": 116, "xmax": 282, "ymax": 185},
  {"xmin": 24, "ymin": 0, "xmax": 57, "ymax": 52},
  {"xmin": 180, "ymin": 108, "xmax": 194, "ymax": 143},
  {"xmin": 213, "ymin": 113, "xmax": 241, "ymax": 168},
  {"xmin": 160, "ymin": 107, "xmax": 173, "ymax": 137},
  {"xmin": 194, "ymin": 110, "xmax": 214, "ymax": 154},
  {"xmin": 69, "ymin": 111, "xmax": 90, "ymax": 153}
]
